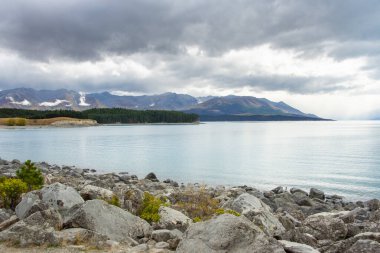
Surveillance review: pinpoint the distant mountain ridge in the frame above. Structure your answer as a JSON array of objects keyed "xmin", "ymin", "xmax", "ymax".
[{"xmin": 0, "ymin": 88, "xmax": 324, "ymax": 120}]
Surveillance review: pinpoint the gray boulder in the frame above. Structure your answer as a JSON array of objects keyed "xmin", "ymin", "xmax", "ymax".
[
  {"xmin": 0, "ymin": 209, "xmax": 13, "ymax": 223},
  {"xmin": 64, "ymin": 199, "xmax": 151, "ymax": 242},
  {"xmin": 346, "ymin": 239, "xmax": 380, "ymax": 253},
  {"xmin": 302, "ymin": 213, "xmax": 347, "ymax": 241},
  {"xmin": 309, "ymin": 188, "xmax": 325, "ymax": 200},
  {"xmin": 157, "ymin": 206, "xmax": 192, "ymax": 232},
  {"xmin": 176, "ymin": 214, "xmax": 285, "ymax": 253},
  {"xmin": 278, "ymin": 240, "xmax": 319, "ymax": 253},
  {"xmin": 79, "ymin": 184, "xmax": 114, "ymax": 201},
  {"xmin": 16, "ymin": 183, "xmax": 84, "ymax": 219},
  {"xmin": 226, "ymin": 193, "xmax": 285, "ymax": 236}
]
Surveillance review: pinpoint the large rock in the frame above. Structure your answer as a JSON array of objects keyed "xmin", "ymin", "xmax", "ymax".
[
  {"xmin": 176, "ymin": 214, "xmax": 285, "ymax": 253},
  {"xmin": 226, "ymin": 193, "xmax": 285, "ymax": 236},
  {"xmin": 0, "ymin": 209, "xmax": 63, "ymax": 246},
  {"xmin": 278, "ymin": 240, "xmax": 319, "ymax": 253},
  {"xmin": 346, "ymin": 239, "xmax": 380, "ymax": 253},
  {"xmin": 79, "ymin": 184, "xmax": 114, "ymax": 201},
  {"xmin": 309, "ymin": 188, "xmax": 325, "ymax": 200},
  {"xmin": 157, "ymin": 206, "xmax": 192, "ymax": 232},
  {"xmin": 64, "ymin": 199, "xmax": 151, "ymax": 242},
  {"xmin": 302, "ymin": 213, "xmax": 347, "ymax": 241},
  {"xmin": 15, "ymin": 183, "xmax": 84, "ymax": 219}
]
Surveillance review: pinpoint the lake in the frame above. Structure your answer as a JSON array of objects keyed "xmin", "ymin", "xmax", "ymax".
[{"xmin": 0, "ymin": 121, "xmax": 379, "ymax": 200}]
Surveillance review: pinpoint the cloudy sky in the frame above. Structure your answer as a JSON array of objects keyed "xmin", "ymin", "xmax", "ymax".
[{"xmin": 0, "ymin": 0, "xmax": 379, "ymax": 119}]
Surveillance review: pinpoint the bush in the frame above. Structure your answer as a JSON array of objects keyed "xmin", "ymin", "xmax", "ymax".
[
  {"xmin": 16, "ymin": 160, "xmax": 44, "ymax": 191},
  {"xmin": 6, "ymin": 118, "xmax": 16, "ymax": 126},
  {"xmin": 138, "ymin": 192, "xmax": 164, "ymax": 223},
  {"xmin": 173, "ymin": 185, "xmax": 220, "ymax": 221},
  {"xmin": 15, "ymin": 118, "xmax": 26, "ymax": 126},
  {"xmin": 104, "ymin": 195, "xmax": 121, "ymax": 207},
  {"xmin": 0, "ymin": 178, "xmax": 28, "ymax": 210}
]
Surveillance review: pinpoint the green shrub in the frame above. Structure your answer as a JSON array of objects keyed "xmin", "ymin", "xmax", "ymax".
[
  {"xmin": 16, "ymin": 160, "xmax": 44, "ymax": 191},
  {"xmin": 0, "ymin": 178, "xmax": 28, "ymax": 209},
  {"xmin": 193, "ymin": 217, "xmax": 202, "ymax": 223},
  {"xmin": 104, "ymin": 195, "xmax": 121, "ymax": 207},
  {"xmin": 215, "ymin": 208, "xmax": 241, "ymax": 217},
  {"xmin": 138, "ymin": 192, "xmax": 164, "ymax": 223}
]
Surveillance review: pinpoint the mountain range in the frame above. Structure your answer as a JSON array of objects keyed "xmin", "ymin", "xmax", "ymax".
[{"xmin": 0, "ymin": 88, "xmax": 324, "ymax": 120}]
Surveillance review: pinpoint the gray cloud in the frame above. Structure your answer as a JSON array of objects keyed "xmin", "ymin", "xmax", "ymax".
[{"xmin": 0, "ymin": 0, "xmax": 380, "ymax": 95}]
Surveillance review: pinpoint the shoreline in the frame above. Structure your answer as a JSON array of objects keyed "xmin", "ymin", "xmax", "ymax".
[{"xmin": 0, "ymin": 158, "xmax": 379, "ymax": 252}]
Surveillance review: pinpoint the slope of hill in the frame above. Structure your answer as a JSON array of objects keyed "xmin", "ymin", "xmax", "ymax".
[{"xmin": 0, "ymin": 88, "xmax": 324, "ymax": 120}]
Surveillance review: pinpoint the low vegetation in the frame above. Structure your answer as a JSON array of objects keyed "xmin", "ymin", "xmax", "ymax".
[
  {"xmin": 172, "ymin": 186, "xmax": 220, "ymax": 222},
  {"xmin": 0, "ymin": 108, "xmax": 199, "ymax": 124},
  {"xmin": 105, "ymin": 195, "xmax": 121, "ymax": 207},
  {"xmin": 0, "ymin": 177, "xmax": 28, "ymax": 209},
  {"xmin": 0, "ymin": 160, "xmax": 44, "ymax": 210},
  {"xmin": 16, "ymin": 160, "xmax": 44, "ymax": 191},
  {"xmin": 138, "ymin": 192, "xmax": 166, "ymax": 223}
]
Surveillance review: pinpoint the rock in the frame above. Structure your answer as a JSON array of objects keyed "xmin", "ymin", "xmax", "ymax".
[
  {"xmin": 309, "ymin": 188, "xmax": 325, "ymax": 200},
  {"xmin": 226, "ymin": 193, "xmax": 285, "ymax": 236},
  {"xmin": 155, "ymin": 241, "xmax": 170, "ymax": 249},
  {"xmin": 0, "ymin": 209, "xmax": 63, "ymax": 246},
  {"xmin": 366, "ymin": 199, "xmax": 380, "ymax": 211},
  {"xmin": 64, "ymin": 199, "xmax": 151, "ymax": 242},
  {"xmin": 290, "ymin": 188, "xmax": 308, "ymax": 196},
  {"xmin": 272, "ymin": 186, "xmax": 285, "ymax": 194},
  {"xmin": 0, "ymin": 209, "xmax": 13, "ymax": 223},
  {"xmin": 145, "ymin": 172, "xmax": 159, "ymax": 182},
  {"xmin": 79, "ymin": 184, "xmax": 114, "ymax": 201},
  {"xmin": 346, "ymin": 239, "xmax": 380, "ymax": 253},
  {"xmin": 282, "ymin": 229, "xmax": 318, "ymax": 248},
  {"xmin": 124, "ymin": 188, "xmax": 145, "ymax": 214},
  {"xmin": 278, "ymin": 240, "xmax": 319, "ymax": 253},
  {"xmin": 157, "ymin": 206, "xmax": 192, "ymax": 232},
  {"xmin": 302, "ymin": 213, "xmax": 347, "ymax": 241},
  {"xmin": 151, "ymin": 229, "xmax": 182, "ymax": 243},
  {"xmin": 16, "ymin": 183, "xmax": 84, "ymax": 219},
  {"xmin": 54, "ymin": 228, "xmax": 109, "ymax": 246},
  {"xmin": 0, "ymin": 215, "xmax": 19, "ymax": 231},
  {"xmin": 176, "ymin": 214, "xmax": 285, "ymax": 253}
]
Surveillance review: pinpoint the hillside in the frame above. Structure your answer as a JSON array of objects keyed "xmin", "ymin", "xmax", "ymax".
[{"xmin": 0, "ymin": 88, "xmax": 324, "ymax": 120}]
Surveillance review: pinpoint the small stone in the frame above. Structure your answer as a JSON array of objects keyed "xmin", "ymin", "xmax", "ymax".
[
  {"xmin": 145, "ymin": 172, "xmax": 159, "ymax": 182},
  {"xmin": 309, "ymin": 188, "xmax": 325, "ymax": 200},
  {"xmin": 155, "ymin": 241, "xmax": 170, "ymax": 249}
]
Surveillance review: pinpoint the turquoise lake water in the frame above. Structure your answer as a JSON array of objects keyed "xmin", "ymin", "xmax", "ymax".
[{"xmin": 0, "ymin": 121, "xmax": 379, "ymax": 200}]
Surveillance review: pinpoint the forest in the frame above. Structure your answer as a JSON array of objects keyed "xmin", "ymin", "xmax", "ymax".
[{"xmin": 0, "ymin": 108, "xmax": 199, "ymax": 124}]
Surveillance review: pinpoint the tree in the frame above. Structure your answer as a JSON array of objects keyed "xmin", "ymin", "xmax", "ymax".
[
  {"xmin": 16, "ymin": 160, "xmax": 44, "ymax": 191},
  {"xmin": 0, "ymin": 178, "xmax": 27, "ymax": 210}
]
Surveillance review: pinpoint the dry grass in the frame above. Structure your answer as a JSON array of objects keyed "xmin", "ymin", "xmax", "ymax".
[{"xmin": 0, "ymin": 117, "xmax": 85, "ymax": 126}]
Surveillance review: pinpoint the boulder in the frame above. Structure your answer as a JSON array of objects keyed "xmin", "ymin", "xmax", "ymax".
[
  {"xmin": 157, "ymin": 206, "xmax": 192, "ymax": 232},
  {"xmin": 302, "ymin": 213, "xmax": 347, "ymax": 241},
  {"xmin": 309, "ymin": 188, "xmax": 325, "ymax": 200},
  {"xmin": 145, "ymin": 172, "xmax": 159, "ymax": 182},
  {"xmin": 278, "ymin": 240, "xmax": 319, "ymax": 253},
  {"xmin": 124, "ymin": 188, "xmax": 145, "ymax": 214},
  {"xmin": 226, "ymin": 193, "xmax": 285, "ymax": 236},
  {"xmin": 54, "ymin": 228, "xmax": 109, "ymax": 246},
  {"xmin": 16, "ymin": 183, "xmax": 84, "ymax": 219},
  {"xmin": 0, "ymin": 209, "xmax": 63, "ymax": 247},
  {"xmin": 151, "ymin": 229, "xmax": 182, "ymax": 243},
  {"xmin": 176, "ymin": 214, "xmax": 285, "ymax": 253},
  {"xmin": 290, "ymin": 188, "xmax": 308, "ymax": 196},
  {"xmin": 272, "ymin": 186, "xmax": 285, "ymax": 194},
  {"xmin": 64, "ymin": 199, "xmax": 151, "ymax": 242},
  {"xmin": 79, "ymin": 184, "xmax": 114, "ymax": 201},
  {"xmin": 346, "ymin": 239, "xmax": 380, "ymax": 253},
  {"xmin": 366, "ymin": 199, "xmax": 380, "ymax": 211},
  {"xmin": 0, "ymin": 209, "xmax": 13, "ymax": 223}
]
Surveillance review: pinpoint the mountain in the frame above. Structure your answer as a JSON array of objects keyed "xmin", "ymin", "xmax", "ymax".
[
  {"xmin": 0, "ymin": 88, "xmax": 324, "ymax": 120},
  {"xmin": 184, "ymin": 95, "xmax": 318, "ymax": 118}
]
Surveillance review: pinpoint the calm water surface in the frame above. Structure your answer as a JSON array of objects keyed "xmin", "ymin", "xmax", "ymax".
[{"xmin": 1, "ymin": 121, "xmax": 379, "ymax": 200}]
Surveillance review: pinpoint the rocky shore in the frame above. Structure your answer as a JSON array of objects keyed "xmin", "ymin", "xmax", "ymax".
[{"xmin": 0, "ymin": 158, "xmax": 379, "ymax": 252}]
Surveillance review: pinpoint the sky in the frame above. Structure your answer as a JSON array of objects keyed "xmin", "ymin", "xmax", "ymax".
[{"xmin": 0, "ymin": 0, "xmax": 379, "ymax": 119}]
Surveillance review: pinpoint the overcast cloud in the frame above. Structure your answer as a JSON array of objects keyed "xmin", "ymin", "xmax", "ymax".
[{"xmin": 0, "ymin": 0, "xmax": 380, "ymax": 119}]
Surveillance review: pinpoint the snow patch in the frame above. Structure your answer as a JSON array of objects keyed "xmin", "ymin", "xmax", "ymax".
[
  {"xmin": 6, "ymin": 96, "xmax": 31, "ymax": 106},
  {"xmin": 79, "ymin": 92, "xmax": 90, "ymax": 106},
  {"xmin": 39, "ymin": 99, "xmax": 70, "ymax": 107},
  {"xmin": 149, "ymin": 103, "xmax": 155, "ymax": 107}
]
